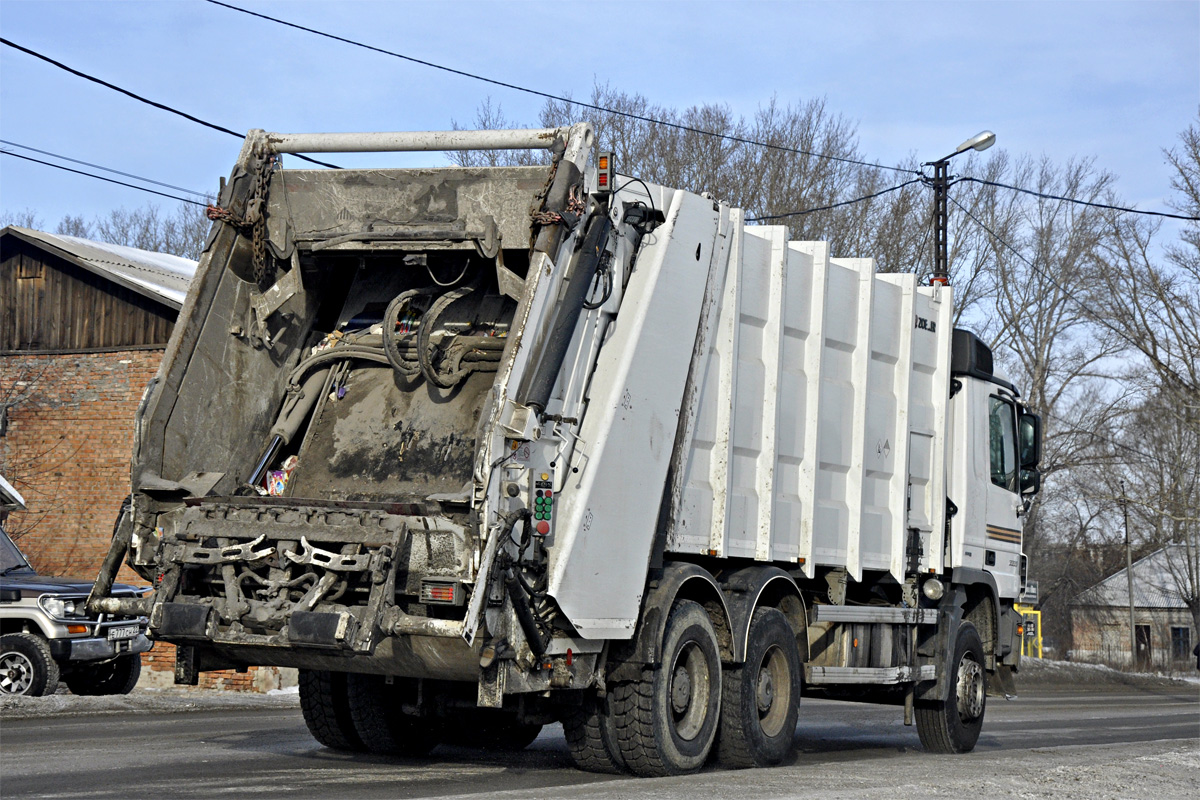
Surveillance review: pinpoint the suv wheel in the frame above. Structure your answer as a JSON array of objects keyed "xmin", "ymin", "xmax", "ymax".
[
  {"xmin": 0, "ymin": 632, "xmax": 60, "ymax": 696},
  {"xmin": 65, "ymin": 654, "xmax": 142, "ymax": 696}
]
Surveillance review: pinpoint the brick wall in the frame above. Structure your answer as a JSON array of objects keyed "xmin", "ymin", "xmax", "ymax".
[
  {"xmin": 140, "ymin": 644, "xmax": 297, "ymax": 693},
  {"xmin": 1, "ymin": 350, "xmax": 290, "ymax": 692},
  {"xmin": 0, "ymin": 350, "xmax": 157, "ymax": 580}
]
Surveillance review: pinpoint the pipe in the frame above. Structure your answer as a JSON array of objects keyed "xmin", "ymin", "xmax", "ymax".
[
  {"xmin": 91, "ymin": 596, "xmax": 152, "ymax": 616},
  {"xmin": 265, "ymin": 128, "xmax": 572, "ymax": 154},
  {"xmin": 85, "ymin": 499, "xmax": 136, "ymax": 615},
  {"xmin": 392, "ymin": 615, "xmax": 465, "ymax": 638}
]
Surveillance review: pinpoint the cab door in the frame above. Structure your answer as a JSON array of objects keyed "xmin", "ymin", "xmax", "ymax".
[{"xmin": 983, "ymin": 393, "xmax": 1023, "ymax": 598}]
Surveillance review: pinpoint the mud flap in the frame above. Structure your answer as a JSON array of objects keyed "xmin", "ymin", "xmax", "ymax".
[
  {"xmin": 988, "ymin": 663, "xmax": 1017, "ymax": 698},
  {"xmin": 157, "ymin": 603, "xmax": 212, "ymax": 638},
  {"xmin": 288, "ymin": 611, "xmax": 360, "ymax": 649}
]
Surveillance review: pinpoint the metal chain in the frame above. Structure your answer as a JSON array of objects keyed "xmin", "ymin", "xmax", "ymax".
[
  {"xmin": 206, "ymin": 147, "xmax": 277, "ymax": 287},
  {"xmin": 532, "ymin": 184, "xmax": 585, "ymax": 227}
]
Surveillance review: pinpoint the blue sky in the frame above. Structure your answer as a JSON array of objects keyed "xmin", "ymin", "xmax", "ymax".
[{"xmin": 1, "ymin": 0, "xmax": 1197, "ymax": 228}]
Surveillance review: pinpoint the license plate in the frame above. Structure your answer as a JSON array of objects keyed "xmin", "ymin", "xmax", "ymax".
[{"xmin": 107, "ymin": 624, "xmax": 140, "ymax": 641}]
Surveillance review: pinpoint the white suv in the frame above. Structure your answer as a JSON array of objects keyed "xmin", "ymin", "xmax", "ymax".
[{"xmin": 1, "ymin": 476, "xmax": 151, "ymax": 696}]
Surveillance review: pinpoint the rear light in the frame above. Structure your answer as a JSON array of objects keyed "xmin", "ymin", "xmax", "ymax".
[
  {"xmin": 595, "ymin": 152, "xmax": 613, "ymax": 195},
  {"xmin": 420, "ymin": 579, "xmax": 464, "ymax": 606}
]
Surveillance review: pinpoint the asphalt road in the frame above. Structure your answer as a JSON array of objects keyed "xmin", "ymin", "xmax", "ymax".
[{"xmin": 2, "ymin": 684, "xmax": 1197, "ymax": 800}]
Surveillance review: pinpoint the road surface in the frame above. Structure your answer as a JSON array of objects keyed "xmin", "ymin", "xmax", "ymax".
[{"xmin": 2, "ymin": 681, "xmax": 1196, "ymax": 799}]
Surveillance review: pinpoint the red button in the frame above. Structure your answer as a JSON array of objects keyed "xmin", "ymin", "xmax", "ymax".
[
  {"xmin": 545, "ymin": 491, "xmax": 552, "ymax": 499},
  {"xmin": 536, "ymin": 521, "xmax": 550, "ymax": 535}
]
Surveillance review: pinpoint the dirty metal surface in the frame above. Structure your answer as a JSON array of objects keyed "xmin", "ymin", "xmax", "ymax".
[
  {"xmin": 271, "ymin": 167, "xmax": 549, "ymax": 251},
  {"xmin": 286, "ymin": 365, "xmax": 491, "ymax": 502}
]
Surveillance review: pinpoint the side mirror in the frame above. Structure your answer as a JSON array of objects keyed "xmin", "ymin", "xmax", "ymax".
[
  {"xmin": 1019, "ymin": 412, "xmax": 1041, "ymax": 469},
  {"xmin": 1020, "ymin": 467, "xmax": 1041, "ymax": 496}
]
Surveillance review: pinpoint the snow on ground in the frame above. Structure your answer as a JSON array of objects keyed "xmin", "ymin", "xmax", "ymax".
[
  {"xmin": 1, "ymin": 657, "xmax": 1193, "ymax": 721},
  {"xmin": 1019, "ymin": 656, "xmax": 1200, "ymax": 688},
  {"xmin": 0, "ymin": 685, "xmax": 300, "ymax": 720}
]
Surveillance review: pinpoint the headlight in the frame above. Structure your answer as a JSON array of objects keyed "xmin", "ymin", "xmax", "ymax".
[{"xmin": 39, "ymin": 596, "xmax": 81, "ymax": 619}]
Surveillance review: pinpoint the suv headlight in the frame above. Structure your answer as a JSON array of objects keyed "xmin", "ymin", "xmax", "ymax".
[{"xmin": 39, "ymin": 596, "xmax": 83, "ymax": 619}]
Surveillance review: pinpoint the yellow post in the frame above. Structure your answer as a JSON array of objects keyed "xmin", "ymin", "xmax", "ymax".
[{"xmin": 1014, "ymin": 603, "xmax": 1043, "ymax": 659}]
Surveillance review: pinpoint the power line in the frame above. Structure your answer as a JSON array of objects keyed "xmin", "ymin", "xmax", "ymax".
[
  {"xmin": 948, "ymin": 194, "xmax": 1197, "ymax": 394},
  {"xmin": 0, "ymin": 37, "xmax": 340, "ymax": 170},
  {"xmin": 955, "ymin": 175, "xmax": 1199, "ymax": 222},
  {"xmin": 0, "ymin": 140, "xmax": 209, "ymax": 199},
  {"xmin": 747, "ymin": 178, "xmax": 922, "ymax": 222},
  {"xmin": 204, "ymin": 0, "xmax": 918, "ymax": 177},
  {"xmin": 0, "ymin": 150, "xmax": 206, "ymax": 207}
]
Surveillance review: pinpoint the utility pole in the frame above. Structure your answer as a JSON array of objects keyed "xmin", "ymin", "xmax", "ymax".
[
  {"xmin": 931, "ymin": 159, "xmax": 950, "ymax": 285},
  {"xmin": 923, "ymin": 131, "xmax": 996, "ymax": 286},
  {"xmin": 1121, "ymin": 481, "xmax": 1135, "ymax": 668}
]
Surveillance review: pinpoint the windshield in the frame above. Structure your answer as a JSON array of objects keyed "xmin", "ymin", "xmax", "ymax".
[{"xmin": 0, "ymin": 525, "xmax": 33, "ymax": 573}]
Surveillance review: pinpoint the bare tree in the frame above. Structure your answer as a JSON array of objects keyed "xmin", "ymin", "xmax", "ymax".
[
  {"xmin": 449, "ymin": 98, "xmax": 547, "ymax": 168},
  {"xmin": 962, "ymin": 155, "xmax": 1127, "ymax": 566},
  {"xmin": 0, "ymin": 208, "xmax": 44, "ymax": 229},
  {"xmin": 54, "ymin": 214, "xmax": 93, "ymax": 238},
  {"xmin": 1085, "ymin": 115, "xmax": 1200, "ymax": 641}
]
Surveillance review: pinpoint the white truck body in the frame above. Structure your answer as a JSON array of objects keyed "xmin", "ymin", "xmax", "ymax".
[{"xmin": 89, "ymin": 124, "xmax": 1039, "ymax": 774}]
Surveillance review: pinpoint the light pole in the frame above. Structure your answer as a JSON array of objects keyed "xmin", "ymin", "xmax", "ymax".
[{"xmin": 924, "ymin": 131, "xmax": 996, "ymax": 285}]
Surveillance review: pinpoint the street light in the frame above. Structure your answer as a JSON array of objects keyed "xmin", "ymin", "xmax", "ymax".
[{"xmin": 925, "ymin": 130, "xmax": 996, "ymax": 285}]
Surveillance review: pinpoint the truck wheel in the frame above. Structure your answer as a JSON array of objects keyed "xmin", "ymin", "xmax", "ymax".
[
  {"xmin": 717, "ymin": 607, "xmax": 800, "ymax": 768},
  {"xmin": 346, "ymin": 674, "xmax": 439, "ymax": 756},
  {"xmin": 562, "ymin": 693, "xmax": 626, "ymax": 773},
  {"xmin": 298, "ymin": 669, "xmax": 365, "ymax": 751},
  {"xmin": 614, "ymin": 599, "xmax": 721, "ymax": 776},
  {"xmin": 0, "ymin": 632, "xmax": 60, "ymax": 696},
  {"xmin": 64, "ymin": 654, "xmax": 141, "ymax": 696},
  {"xmin": 916, "ymin": 622, "xmax": 986, "ymax": 753},
  {"xmin": 441, "ymin": 710, "xmax": 543, "ymax": 751}
]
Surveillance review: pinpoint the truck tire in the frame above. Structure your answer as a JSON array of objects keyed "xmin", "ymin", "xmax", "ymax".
[
  {"xmin": 613, "ymin": 599, "xmax": 721, "ymax": 776},
  {"xmin": 346, "ymin": 673, "xmax": 439, "ymax": 756},
  {"xmin": 441, "ymin": 710, "xmax": 543, "ymax": 751},
  {"xmin": 0, "ymin": 632, "xmax": 60, "ymax": 696},
  {"xmin": 298, "ymin": 669, "xmax": 365, "ymax": 751},
  {"xmin": 916, "ymin": 622, "xmax": 986, "ymax": 753},
  {"xmin": 64, "ymin": 654, "xmax": 141, "ymax": 696},
  {"xmin": 717, "ymin": 607, "xmax": 800, "ymax": 768},
  {"xmin": 562, "ymin": 693, "xmax": 626, "ymax": 773}
]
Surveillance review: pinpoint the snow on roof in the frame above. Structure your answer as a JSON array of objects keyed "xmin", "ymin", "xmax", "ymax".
[
  {"xmin": 0, "ymin": 474, "xmax": 26, "ymax": 511},
  {"xmin": 1071, "ymin": 545, "xmax": 1193, "ymax": 610},
  {"xmin": 2, "ymin": 226, "xmax": 197, "ymax": 310}
]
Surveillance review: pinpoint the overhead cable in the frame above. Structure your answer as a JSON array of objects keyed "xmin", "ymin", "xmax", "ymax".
[
  {"xmin": 948, "ymin": 195, "xmax": 1197, "ymax": 393},
  {"xmin": 1, "ymin": 150, "xmax": 206, "ymax": 207},
  {"xmin": 955, "ymin": 175, "xmax": 1199, "ymax": 221},
  {"xmin": 203, "ymin": 0, "xmax": 918, "ymax": 176},
  {"xmin": 0, "ymin": 37, "xmax": 340, "ymax": 170},
  {"xmin": 0, "ymin": 140, "xmax": 209, "ymax": 198},
  {"xmin": 747, "ymin": 178, "xmax": 922, "ymax": 221}
]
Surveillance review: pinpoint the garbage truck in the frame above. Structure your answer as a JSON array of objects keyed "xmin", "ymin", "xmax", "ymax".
[{"xmin": 88, "ymin": 123, "xmax": 1042, "ymax": 775}]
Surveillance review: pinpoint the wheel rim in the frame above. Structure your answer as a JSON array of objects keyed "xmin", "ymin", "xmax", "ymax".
[
  {"xmin": 955, "ymin": 654, "xmax": 985, "ymax": 722},
  {"xmin": 668, "ymin": 640, "xmax": 712, "ymax": 741},
  {"xmin": 755, "ymin": 643, "xmax": 791, "ymax": 738},
  {"xmin": 1, "ymin": 651, "xmax": 35, "ymax": 695}
]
